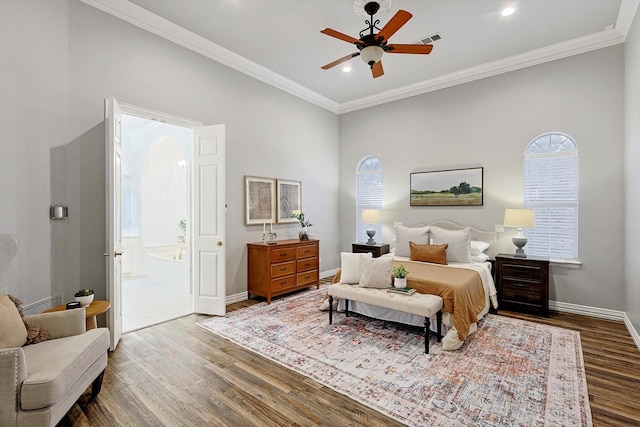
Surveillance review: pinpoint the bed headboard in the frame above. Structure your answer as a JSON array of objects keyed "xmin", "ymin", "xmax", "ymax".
[{"xmin": 427, "ymin": 220, "xmax": 498, "ymax": 260}]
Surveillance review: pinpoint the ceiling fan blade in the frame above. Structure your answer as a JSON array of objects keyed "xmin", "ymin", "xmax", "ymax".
[
  {"xmin": 372, "ymin": 61, "xmax": 384, "ymax": 78},
  {"xmin": 321, "ymin": 52, "xmax": 360, "ymax": 70},
  {"xmin": 321, "ymin": 28, "xmax": 361, "ymax": 45},
  {"xmin": 376, "ymin": 10, "xmax": 412, "ymax": 43},
  {"xmin": 386, "ymin": 44, "xmax": 433, "ymax": 54}
]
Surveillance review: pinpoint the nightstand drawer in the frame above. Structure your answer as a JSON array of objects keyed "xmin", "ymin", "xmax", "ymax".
[
  {"xmin": 502, "ymin": 278, "xmax": 542, "ymax": 294},
  {"xmin": 501, "ymin": 263, "xmax": 543, "ymax": 281},
  {"xmin": 502, "ymin": 288, "xmax": 542, "ymax": 305}
]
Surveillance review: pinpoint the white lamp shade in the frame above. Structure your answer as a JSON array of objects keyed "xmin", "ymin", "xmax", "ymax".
[
  {"xmin": 360, "ymin": 45, "xmax": 383, "ymax": 65},
  {"xmin": 361, "ymin": 209, "xmax": 381, "ymax": 224},
  {"xmin": 503, "ymin": 208, "xmax": 535, "ymax": 228}
]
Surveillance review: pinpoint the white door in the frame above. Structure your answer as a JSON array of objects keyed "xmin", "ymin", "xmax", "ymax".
[
  {"xmin": 105, "ymin": 97, "xmax": 123, "ymax": 350},
  {"xmin": 193, "ymin": 125, "xmax": 226, "ymax": 315}
]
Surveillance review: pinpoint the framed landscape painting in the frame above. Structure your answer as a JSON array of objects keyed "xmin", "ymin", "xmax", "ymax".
[
  {"xmin": 410, "ymin": 167, "xmax": 483, "ymax": 206},
  {"xmin": 276, "ymin": 179, "xmax": 301, "ymax": 223},
  {"xmin": 244, "ymin": 176, "xmax": 276, "ymax": 225}
]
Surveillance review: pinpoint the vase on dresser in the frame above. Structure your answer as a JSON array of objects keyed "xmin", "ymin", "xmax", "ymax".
[{"xmin": 299, "ymin": 227, "xmax": 309, "ymax": 240}]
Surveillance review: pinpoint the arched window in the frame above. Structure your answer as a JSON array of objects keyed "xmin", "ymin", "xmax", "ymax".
[
  {"xmin": 524, "ymin": 132, "xmax": 578, "ymax": 259},
  {"xmin": 356, "ymin": 156, "xmax": 383, "ymax": 243}
]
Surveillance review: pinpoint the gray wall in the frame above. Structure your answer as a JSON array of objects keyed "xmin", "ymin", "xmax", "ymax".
[
  {"xmin": 339, "ymin": 46, "xmax": 626, "ymax": 311},
  {"xmin": 0, "ymin": 0, "xmax": 339, "ymax": 304},
  {"xmin": 625, "ymin": 7, "xmax": 640, "ymax": 334}
]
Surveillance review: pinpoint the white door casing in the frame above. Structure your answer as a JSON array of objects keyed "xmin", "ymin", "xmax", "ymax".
[
  {"xmin": 193, "ymin": 125, "xmax": 226, "ymax": 315},
  {"xmin": 105, "ymin": 97, "xmax": 123, "ymax": 351}
]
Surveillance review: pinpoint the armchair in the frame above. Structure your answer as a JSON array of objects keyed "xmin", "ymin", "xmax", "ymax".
[{"xmin": 1, "ymin": 304, "xmax": 110, "ymax": 427}]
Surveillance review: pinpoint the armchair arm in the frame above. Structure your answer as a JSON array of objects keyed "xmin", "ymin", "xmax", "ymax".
[
  {"xmin": 24, "ymin": 309, "xmax": 86, "ymax": 339},
  {"xmin": 0, "ymin": 347, "xmax": 27, "ymax": 426}
]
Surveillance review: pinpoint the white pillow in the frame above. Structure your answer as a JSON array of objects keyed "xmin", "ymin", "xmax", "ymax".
[
  {"xmin": 339, "ymin": 252, "xmax": 372, "ymax": 284},
  {"xmin": 358, "ymin": 256, "xmax": 392, "ymax": 289},
  {"xmin": 395, "ymin": 224, "xmax": 430, "ymax": 258},
  {"xmin": 471, "ymin": 253, "xmax": 490, "ymax": 262},
  {"xmin": 470, "ymin": 240, "xmax": 490, "ymax": 256},
  {"xmin": 430, "ymin": 226, "xmax": 472, "ymax": 263}
]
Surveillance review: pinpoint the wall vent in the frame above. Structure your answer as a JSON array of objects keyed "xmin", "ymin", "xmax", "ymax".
[
  {"xmin": 22, "ymin": 293, "xmax": 64, "ymax": 315},
  {"xmin": 417, "ymin": 33, "xmax": 442, "ymax": 45}
]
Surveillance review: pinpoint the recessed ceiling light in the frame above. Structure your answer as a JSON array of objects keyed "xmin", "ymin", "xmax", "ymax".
[
  {"xmin": 342, "ymin": 66, "xmax": 352, "ymax": 73},
  {"xmin": 501, "ymin": 7, "xmax": 515, "ymax": 17}
]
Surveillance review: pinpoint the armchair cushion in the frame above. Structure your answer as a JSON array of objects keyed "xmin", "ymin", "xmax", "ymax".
[
  {"xmin": 24, "ymin": 309, "xmax": 86, "ymax": 340},
  {"xmin": 20, "ymin": 328, "xmax": 109, "ymax": 410},
  {"xmin": 0, "ymin": 294, "xmax": 27, "ymax": 348}
]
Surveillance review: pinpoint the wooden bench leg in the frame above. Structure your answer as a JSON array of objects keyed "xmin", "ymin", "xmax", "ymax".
[
  {"xmin": 328, "ymin": 296, "xmax": 333, "ymax": 325},
  {"xmin": 436, "ymin": 311, "xmax": 442, "ymax": 343},
  {"xmin": 424, "ymin": 317, "xmax": 431, "ymax": 354}
]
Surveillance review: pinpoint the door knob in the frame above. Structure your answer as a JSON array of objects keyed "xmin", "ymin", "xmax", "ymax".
[
  {"xmin": 103, "ymin": 251, "xmax": 124, "ymax": 256},
  {"xmin": 217, "ymin": 241, "xmax": 223, "ymax": 247}
]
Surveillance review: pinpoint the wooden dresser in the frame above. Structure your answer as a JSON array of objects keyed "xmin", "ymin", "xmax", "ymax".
[
  {"xmin": 495, "ymin": 254, "xmax": 549, "ymax": 317},
  {"xmin": 247, "ymin": 239, "xmax": 319, "ymax": 304}
]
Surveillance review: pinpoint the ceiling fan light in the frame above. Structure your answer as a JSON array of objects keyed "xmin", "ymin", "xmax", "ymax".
[{"xmin": 360, "ymin": 45, "xmax": 383, "ymax": 66}]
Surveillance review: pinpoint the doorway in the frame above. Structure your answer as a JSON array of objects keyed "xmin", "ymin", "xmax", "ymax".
[{"xmin": 120, "ymin": 114, "xmax": 195, "ymax": 333}]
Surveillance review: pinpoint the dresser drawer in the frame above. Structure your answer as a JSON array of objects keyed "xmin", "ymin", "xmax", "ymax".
[
  {"xmin": 501, "ymin": 263, "xmax": 543, "ymax": 281},
  {"xmin": 297, "ymin": 244, "xmax": 318, "ymax": 259},
  {"xmin": 297, "ymin": 257, "xmax": 318, "ymax": 272},
  {"xmin": 271, "ymin": 261, "xmax": 296, "ymax": 278},
  {"xmin": 271, "ymin": 248, "xmax": 296, "ymax": 263},
  {"xmin": 297, "ymin": 270, "xmax": 318, "ymax": 286},
  {"xmin": 271, "ymin": 275, "xmax": 296, "ymax": 292}
]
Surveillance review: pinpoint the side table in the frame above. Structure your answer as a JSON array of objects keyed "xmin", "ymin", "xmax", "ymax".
[
  {"xmin": 352, "ymin": 242, "xmax": 390, "ymax": 258},
  {"xmin": 44, "ymin": 300, "xmax": 111, "ymax": 330}
]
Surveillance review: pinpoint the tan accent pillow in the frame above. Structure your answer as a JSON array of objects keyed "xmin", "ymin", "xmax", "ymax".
[
  {"xmin": 410, "ymin": 242, "xmax": 448, "ymax": 265},
  {"xmin": 0, "ymin": 294, "xmax": 27, "ymax": 348}
]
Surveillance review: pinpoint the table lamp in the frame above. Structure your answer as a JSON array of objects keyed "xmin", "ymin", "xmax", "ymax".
[
  {"xmin": 503, "ymin": 208, "xmax": 535, "ymax": 258},
  {"xmin": 361, "ymin": 209, "xmax": 381, "ymax": 245}
]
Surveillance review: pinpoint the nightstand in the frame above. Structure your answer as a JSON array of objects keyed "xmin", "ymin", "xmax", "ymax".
[
  {"xmin": 495, "ymin": 254, "xmax": 549, "ymax": 317},
  {"xmin": 352, "ymin": 242, "xmax": 390, "ymax": 258}
]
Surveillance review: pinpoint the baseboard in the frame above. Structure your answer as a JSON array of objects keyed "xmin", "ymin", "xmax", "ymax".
[
  {"xmin": 549, "ymin": 300, "xmax": 626, "ymax": 321},
  {"xmin": 226, "ymin": 270, "xmax": 337, "ymax": 305},
  {"xmin": 22, "ymin": 293, "xmax": 64, "ymax": 315},
  {"xmin": 320, "ymin": 268, "xmax": 338, "ymax": 279},
  {"xmin": 226, "ymin": 291, "xmax": 248, "ymax": 305},
  {"xmin": 623, "ymin": 313, "xmax": 640, "ymax": 351}
]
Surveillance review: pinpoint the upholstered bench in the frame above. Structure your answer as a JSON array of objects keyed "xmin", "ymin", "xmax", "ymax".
[{"xmin": 327, "ymin": 283, "xmax": 444, "ymax": 354}]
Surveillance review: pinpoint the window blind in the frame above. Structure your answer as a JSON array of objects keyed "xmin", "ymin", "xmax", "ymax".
[
  {"xmin": 524, "ymin": 148, "xmax": 578, "ymax": 259},
  {"xmin": 356, "ymin": 158, "xmax": 383, "ymax": 243}
]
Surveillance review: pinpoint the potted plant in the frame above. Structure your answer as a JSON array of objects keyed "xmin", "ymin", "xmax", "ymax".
[
  {"xmin": 392, "ymin": 265, "xmax": 409, "ymax": 289},
  {"xmin": 178, "ymin": 219, "xmax": 186, "ymax": 243},
  {"xmin": 74, "ymin": 289, "xmax": 95, "ymax": 307},
  {"xmin": 291, "ymin": 211, "xmax": 313, "ymax": 240}
]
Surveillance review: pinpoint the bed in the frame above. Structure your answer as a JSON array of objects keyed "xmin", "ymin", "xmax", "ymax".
[{"xmin": 331, "ymin": 220, "xmax": 498, "ymax": 350}]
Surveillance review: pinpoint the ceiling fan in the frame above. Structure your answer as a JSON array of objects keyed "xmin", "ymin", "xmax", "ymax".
[{"xmin": 320, "ymin": 1, "xmax": 433, "ymax": 78}]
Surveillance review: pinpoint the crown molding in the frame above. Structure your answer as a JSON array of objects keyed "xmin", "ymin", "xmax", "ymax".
[
  {"xmin": 80, "ymin": 0, "xmax": 341, "ymax": 114},
  {"xmin": 82, "ymin": 0, "xmax": 634, "ymax": 116},
  {"xmin": 339, "ymin": 29, "xmax": 624, "ymax": 113}
]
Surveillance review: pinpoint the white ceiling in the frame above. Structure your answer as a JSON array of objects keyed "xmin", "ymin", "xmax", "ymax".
[{"xmin": 85, "ymin": 0, "xmax": 637, "ymax": 113}]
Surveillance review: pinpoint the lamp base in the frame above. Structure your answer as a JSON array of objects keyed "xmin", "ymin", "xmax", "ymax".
[
  {"xmin": 366, "ymin": 229, "xmax": 376, "ymax": 245},
  {"xmin": 512, "ymin": 236, "xmax": 528, "ymax": 258}
]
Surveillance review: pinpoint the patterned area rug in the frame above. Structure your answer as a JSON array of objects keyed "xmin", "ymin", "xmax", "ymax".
[{"xmin": 197, "ymin": 287, "xmax": 592, "ymax": 426}]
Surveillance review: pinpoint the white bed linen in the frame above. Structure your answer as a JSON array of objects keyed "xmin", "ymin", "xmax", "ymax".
[{"xmin": 336, "ymin": 256, "xmax": 498, "ymax": 350}]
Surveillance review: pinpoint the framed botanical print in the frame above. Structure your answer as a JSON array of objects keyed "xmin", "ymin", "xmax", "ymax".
[
  {"xmin": 276, "ymin": 179, "xmax": 301, "ymax": 223},
  {"xmin": 244, "ymin": 176, "xmax": 276, "ymax": 225}
]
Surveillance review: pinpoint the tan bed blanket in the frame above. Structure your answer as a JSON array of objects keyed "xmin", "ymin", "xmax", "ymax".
[
  {"xmin": 392, "ymin": 260, "xmax": 485, "ymax": 340},
  {"xmin": 331, "ymin": 261, "xmax": 485, "ymax": 340}
]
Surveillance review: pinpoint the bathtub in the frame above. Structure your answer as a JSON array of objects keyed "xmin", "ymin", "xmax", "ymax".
[{"xmin": 145, "ymin": 244, "xmax": 189, "ymax": 290}]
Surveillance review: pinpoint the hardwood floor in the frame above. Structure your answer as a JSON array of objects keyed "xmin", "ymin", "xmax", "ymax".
[{"xmin": 58, "ymin": 285, "xmax": 640, "ymax": 427}]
